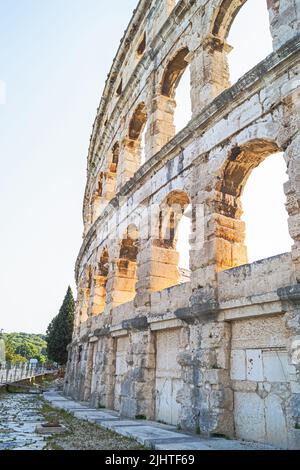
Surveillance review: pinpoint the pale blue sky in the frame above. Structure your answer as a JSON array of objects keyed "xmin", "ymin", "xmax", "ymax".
[
  {"xmin": 0, "ymin": 0, "xmax": 292, "ymax": 333},
  {"xmin": 0, "ymin": 0, "xmax": 137, "ymax": 333}
]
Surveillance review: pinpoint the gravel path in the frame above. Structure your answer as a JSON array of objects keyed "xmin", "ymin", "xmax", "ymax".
[{"xmin": 0, "ymin": 389, "xmax": 143, "ymax": 450}]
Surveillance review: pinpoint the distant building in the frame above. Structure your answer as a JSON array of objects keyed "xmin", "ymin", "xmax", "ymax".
[{"xmin": 29, "ymin": 358, "xmax": 38, "ymax": 365}]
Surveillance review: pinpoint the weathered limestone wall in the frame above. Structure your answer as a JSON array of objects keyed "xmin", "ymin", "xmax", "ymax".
[{"xmin": 64, "ymin": 0, "xmax": 300, "ymax": 449}]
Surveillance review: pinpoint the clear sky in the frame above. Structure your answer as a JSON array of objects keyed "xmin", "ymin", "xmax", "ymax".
[{"xmin": 0, "ymin": 0, "xmax": 292, "ymax": 334}]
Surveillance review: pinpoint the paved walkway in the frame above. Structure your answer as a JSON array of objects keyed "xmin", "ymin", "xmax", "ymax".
[{"xmin": 44, "ymin": 391, "xmax": 276, "ymax": 450}]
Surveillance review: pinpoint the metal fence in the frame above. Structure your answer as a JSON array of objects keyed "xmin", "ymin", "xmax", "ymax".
[{"xmin": 0, "ymin": 362, "xmax": 51, "ymax": 384}]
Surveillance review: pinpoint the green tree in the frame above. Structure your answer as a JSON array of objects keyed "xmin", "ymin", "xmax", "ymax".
[
  {"xmin": 46, "ymin": 286, "xmax": 75, "ymax": 364},
  {"xmin": 2, "ymin": 333, "xmax": 47, "ymax": 364},
  {"xmin": 4, "ymin": 340, "xmax": 26, "ymax": 364},
  {"xmin": 15, "ymin": 343, "xmax": 38, "ymax": 359}
]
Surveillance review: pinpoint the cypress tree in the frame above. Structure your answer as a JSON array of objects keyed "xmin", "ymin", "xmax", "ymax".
[{"xmin": 46, "ymin": 286, "xmax": 75, "ymax": 364}]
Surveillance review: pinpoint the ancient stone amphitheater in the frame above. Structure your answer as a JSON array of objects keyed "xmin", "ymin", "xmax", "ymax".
[{"xmin": 64, "ymin": 0, "xmax": 300, "ymax": 449}]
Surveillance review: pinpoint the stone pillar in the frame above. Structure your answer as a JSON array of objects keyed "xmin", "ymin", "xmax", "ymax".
[
  {"xmin": 89, "ymin": 338, "xmax": 101, "ymax": 407},
  {"xmin": 78, "ymin": 343, "xmax": 88, "ymax": 401},
  {"xmin": 103, "ymin": 171, "xmax": 117, "ymax": 200},
  {"xmin": 114, "ymin": 260, "xmax": 137, "ymax": 306},
  {"xmin": 135, "ymin": 239, "xmax": 180, "ymax": 308},
  {"xmin": 117, "ymin": 138, "xmax": 141, "ymax": 190},
  {"xmin": 120, "ymin": 330, "xmax": 156, "ymax": 420},
  {"xmin": 278, "ymin": 285, "xmax": 300, "ymax": 449},
  {"xmin": 190, "ymin": 157, "xmax": 248, "ymax": 293},
  {"xmin": 106, "ymin": 231, "xmax": 139, "ymax": 310},
  {"xmin": 177, "ymin": 321, "xmax": 233, "ymax": 436},
  {"xmin": 65, "ymin": 345, "xmax": 77, "ymax": 398},
  {"xmin": 190, "ymin": 37, "xmax": 231, "ymax": 117},
  {"xmin": 63, "ymin": 345, "xmax": 74, "ymax": 396},
  {"xmin": 90, "ymin": 275, "xmax": 107, "ymax": 316},
  {"xmin": 104, "ymin": 337, "xmax": 116, "ymax": 409},
  {"xmin": 148, "ymin": 95, "xmax": 176, "ymax": 157},
  {"xmin": 284, "ymin": 132, "xmax": 300, "ymax": 282},
  {"xmin": 83, "ymin": 341, "xmax": 95, "ymax": 402},
  {"xmin": 267, "ymin": 0, "xmax": 300, "ymax": 50},
  {"xmin": 89, "ymin": 336, "xmax": 112, "ymax": 408},
  {"xmin": 73, "ymin": 298, "xmax": 82, "ymax": 336},
  {"xmin": 83, "ymin": 203, "xmax": 92, "ymax": 236},
  {"xmin": 91, "ymin": 194, "xmax": 109, "ymax": 224},
  {"xmin": 80, "ymin": 287, "xmax": 91, "ymax": 323},
  {"xmin": 205, "ymin": 210, "xmax": 247, "ymax": 272}
]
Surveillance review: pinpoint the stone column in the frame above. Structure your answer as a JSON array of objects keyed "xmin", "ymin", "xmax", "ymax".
[
  {"xmin": 114, "ymin": 261, "xmax": 137, "ymax": 306},
  {"xmin": 91, "ymin": 194, "xmax": 109, "ymax": 224},
  {"xmin": 267, "ymin": 0, "xmax": 300, "ymax": 50},
  {"xmin": 103, "ymin": 171, "xmax": 117, "ymax": 200},
  {"xmin": 205, "ymin": 208, "xmax": 247, "ymax": 273},
  {"xmin": 80, "ymin": 287, "xmax": 91, "ymax": 323},
  {"xmin": 90, "ymin": 275, "xmax": 107, "ymax": 316},
  {"xmin": 190, "ymin": 157, "xmax": 248, "ymax": 292},
  {"xmin": 120, "ymin": 330, "xmax": 156, "ymax": 420},
  {"xmin": 135, "ymin": 238, "xmax": 180, "ymax": 308},
  {"xmin": 73, "ymin": 298, "xmax": 82, "ymax": 337},
  {"xmin": 284, "ymin": 132, "xmax": 300, "ymax": 282},
  {"xmin": 177, "ymin": 321, "xmax": 233, "ymax": 436},
  {"xmin": 83, "ymin": 340, "xmax": 96, "ymax": 402},
  {"xmin": 104, "ymin": 336, "xmax": 116, "ymax": 409},
  {"xmin": 105, "ymin": 233, "xmax": 139, "ymax": 310},
  {"xmin": 117, "ymin": 138, "xmax": 141, "ymax": 190},
  {"xmin": 148, "ymin": 94, "xmax": 176, "ymax": 157},
  {"xmin": 78, "ymin": 343, "xmax": 88, "ymax": 401},
  {"xmin": 190, "ymin": 36, "xmax": 231, "ymax": 117},
  {"xmin": 278, "ymin": 285, "xmax": 300, "ymax": 449}
]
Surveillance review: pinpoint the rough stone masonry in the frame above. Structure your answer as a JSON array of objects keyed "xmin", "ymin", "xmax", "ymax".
[{"xmin": 64, "ymin": 0, "xmax": 300, "ymax": 449}]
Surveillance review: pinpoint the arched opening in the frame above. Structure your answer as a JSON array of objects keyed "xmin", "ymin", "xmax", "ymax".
[
  {"xmin": 103, "ymin": 142, "xmax": 119, "ymax": 200},
  {"xmin": 161, "ymin": 48, "xmax": 189, "ymax": 98},
  {"xmin": 241, "ymin": 152, "xmax": 292, "ymax": 263},
  {"xmin": 227, "ymin": 0, "xmax": 273, "ymax": 83},
  {"xmin": 97, "ymin": 172, "xmax": 104, "ymax": 196},
  {"xmin": 174, "ymin": 65, "xmax": 192, "ymax": 133},
  {"xmin": 214, "ymin": 140, "xmax": 292, "ymax": 271},
  {"xmin": 90, "ymin": 172, "xmax": 105, "ymax": 225},
  {"xmin": 155, "ymin": 190, "xmax": 191, "ymax": 289},
  {"xmin": 114, "ymin": 225, "xmax": 139, "ymax": 306},
  {"xmin": 136, "ymin": 32, "xmax": 146, "ymax": 57},
  {"xmin": 123, "ymin": 103, "xmax": 148, "ymax": 178},
  {"xmin": 129, "ymin": 103, "xmax": 147, "ymax": 141},
  {"xmin": 161, "ymin": 47, "xmax": 191, "ymax": 134},
  {"xmin": 90, "ymin": 247, "xmax": 109, "ymax": 316},
  {"xmin": 110, "ymin": 142, "xmax": 119, "ymax": 174},
  {"xmin": 212, "ymin": 0, "xmax": 273, "ymax": 86}
]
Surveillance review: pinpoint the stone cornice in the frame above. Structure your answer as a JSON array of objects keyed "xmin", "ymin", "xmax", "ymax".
[{"xmin": 278, "ymin": 284, "xmax": 300, "ymax": 303}]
